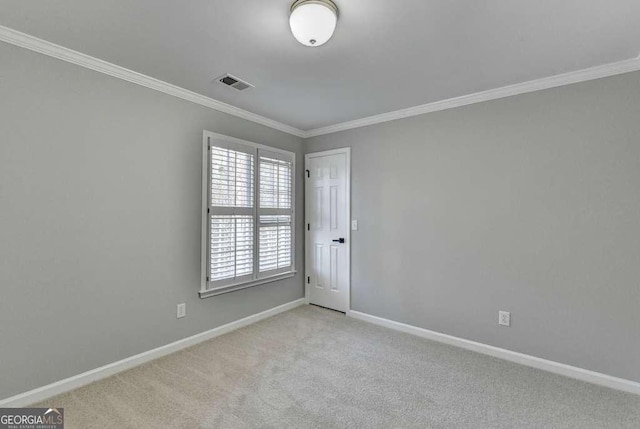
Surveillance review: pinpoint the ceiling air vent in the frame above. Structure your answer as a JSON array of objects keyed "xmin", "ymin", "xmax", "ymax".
[{"xmin": 215, "ymin": 74, "xmax": 254, "ymax": 91}]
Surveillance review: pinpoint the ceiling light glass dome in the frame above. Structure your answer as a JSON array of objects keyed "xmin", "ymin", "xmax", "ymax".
[{"xmin": 289, "ymin": 0, "xmax": 338, "ymax": 47}]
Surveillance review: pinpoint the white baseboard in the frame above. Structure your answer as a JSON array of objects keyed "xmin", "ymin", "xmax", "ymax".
[
  {"xmin": 0, "ymin": 298, "xmax": 306, "ymax": 407},
  {"xmin": 349, "ymin": 310, "xmax": 640, "ymax": 396}
]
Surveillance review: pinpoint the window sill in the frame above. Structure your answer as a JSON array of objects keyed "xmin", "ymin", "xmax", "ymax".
[{"xmin": 199, "ymin": 271, "xmax": 297, "ymax": 299}]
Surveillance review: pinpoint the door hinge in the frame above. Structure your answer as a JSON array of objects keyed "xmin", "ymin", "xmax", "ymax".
[
  {"xmin": 307, "ymin": 276, "xmax": 310, "ymax": 284},
  {"xmin": 306, "ymin": 169, "xmax": 310, "ymax": 178},
  {"xmin": 307, "ymin": 223, "xmax": 310, "ymax": 231},
  {"xmin": 207, "ymin": 208, "xmax": 210, "ymax": 214},
  {"xmin": 206, "ymin": 276, "xmax": 210, "ymax": 282}
]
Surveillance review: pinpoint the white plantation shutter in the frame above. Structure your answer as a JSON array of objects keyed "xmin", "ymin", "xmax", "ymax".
[
  {"xmin": 203, "ymin": 134, "xmax": 295, "ymax": 295},
  {"xmin": 210, "ymin": 147, "xmax": 254, "ymax": 208},
  {"xmin": 259, "ymin": 156, "xmax": 292, "ymax": 209},
  {"xmin": 210, "ymin": 215, "xmax": 253, "ymax": 281},
  {"xmin": 258, "ymin": 215, "xmax": 292, "ymax": 272},
  {"xmin": 208, "ymin": 142, "xmax": 255, "ymax": 287},
  {"xmin": 258, "ymin": 152, "xmax": 294, "ymax": 277}
]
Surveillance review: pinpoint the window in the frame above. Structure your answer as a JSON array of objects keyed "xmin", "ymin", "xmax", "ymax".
[{"xmin": 201, "ymin": 132, "xmax": 295, "ymax": 297}]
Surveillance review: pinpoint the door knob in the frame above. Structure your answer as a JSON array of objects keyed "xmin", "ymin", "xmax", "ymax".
[{"xmin": 332, "ymin": 238, "xmax": 345, "ymax": 243}]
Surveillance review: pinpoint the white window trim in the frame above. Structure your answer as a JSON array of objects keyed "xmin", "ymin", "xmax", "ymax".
[{"xmin": 200, "ymin": 131, "xmax": 296, "ymax": 298}]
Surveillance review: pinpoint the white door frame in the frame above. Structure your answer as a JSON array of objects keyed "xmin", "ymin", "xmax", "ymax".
[{"xmin": 304, "ymin": 147, "xmax": 351, "ymax": 314}]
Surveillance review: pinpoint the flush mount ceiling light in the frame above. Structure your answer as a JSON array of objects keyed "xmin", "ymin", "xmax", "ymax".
[{"xmin": 289, "ymin": 0, "xmax": 338, "ymax": 47}]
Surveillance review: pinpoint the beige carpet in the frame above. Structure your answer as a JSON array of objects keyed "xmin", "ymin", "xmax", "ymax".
[{"xmin": 35, "ymin": 305, "xmax": 640, "ymax": 428}]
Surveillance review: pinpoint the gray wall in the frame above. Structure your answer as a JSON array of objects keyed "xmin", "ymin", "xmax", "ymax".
[
  {"xmin": 2, "ymin": 37, "xmax": 639, "ymax": 401},
  {"xmin": 306, "ymin": 71, "xmax": 640, "ymax": 382},
  {"xmin": 0, "ymin": 43, "xmax": 304, "ymax": 399}
]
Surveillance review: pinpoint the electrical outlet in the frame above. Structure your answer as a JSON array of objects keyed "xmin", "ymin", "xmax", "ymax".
[
  {"xmin": 498, "ymin": 311, "xmax": 510, "ymax": 327},
  {"xmin": 177, "ymin": 303, "xmax": 186, "ymax": 319},
  {"xmin": 351, "ymin": 220, "xmax": 358, "ymax": 230}
]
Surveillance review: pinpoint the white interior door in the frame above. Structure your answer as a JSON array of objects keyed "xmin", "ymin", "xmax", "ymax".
[{"xmin": 305, "ymin": 148, "xmax": 350, "ymax": 313}]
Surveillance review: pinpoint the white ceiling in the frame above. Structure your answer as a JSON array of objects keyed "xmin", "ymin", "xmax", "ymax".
[{"xmin": 1, "ymin": 0, "xmax": 640, "ymax": 131}]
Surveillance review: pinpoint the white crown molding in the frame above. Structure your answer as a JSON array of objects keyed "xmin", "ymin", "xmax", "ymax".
[
  {"xmin": 0, "ymin": 25, "xmax": 307, "ymax": 138},
  {"xmin": 349, "ymin": 310, "xmax": 640, "ymax": 396},
  {"xmin": 304, "ymin": 57, "xmax": 640, "ymax": 138},
  {"xmin": 3, "ymin": 25, "xmax": 640, "ymax": 140},
  {"xmin": 0, "ymin": 298, "xmax": 306, "ymax": 407}
]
